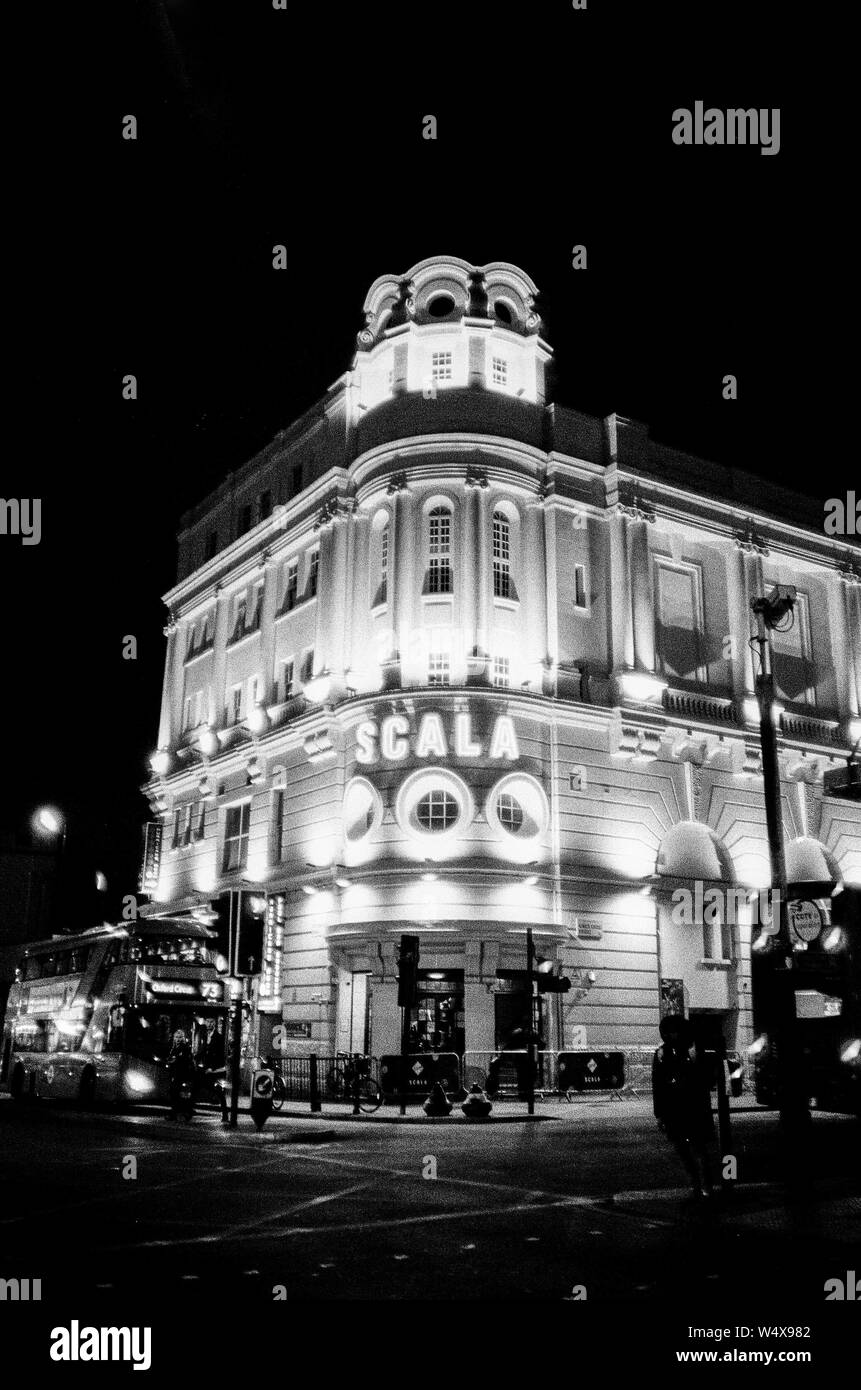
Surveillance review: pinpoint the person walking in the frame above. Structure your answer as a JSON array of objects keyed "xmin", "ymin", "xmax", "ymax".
[{"xmin": 652, "ymin": 1015, "xmax": 716, "ymax": 1199}]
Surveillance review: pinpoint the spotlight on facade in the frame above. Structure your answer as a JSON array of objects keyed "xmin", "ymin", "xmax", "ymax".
[
  {"xmin": 149, "ymin": 750, "xmax": 171, "ymax": 777},
  {"xmin": 334, "ymin": 875, "xmax": 351, "ymax": 889},
  {"xmin": 523, "ymin": 871, "xmax": 539, "ymax": 886},
  {"xmin": 747, "ymin": 1035, "xmax": 767, "ymax": 1057},
  {"xmin": 95, "ymin": 871, "xmax": 108, "ymax": 892},
  {"xmin": 421, "ymin": 863, "xmax": 438, "ymax": 882},
  {"xmin": 823, "ymin": 927, "xmax": 843, "ymax": 951},
  {"xmin": 620, "ymin": 672, "xmax": 666, "ymax": 703},
  {"xmin": 302, "ymin": 884, "xmax": 318, "ymax": 896},
  {"xmin": 752, "ymin": 930, "xmax": 771, "ymax": 952},
  {"xmin": 197, "ymin": 726, "xmax": 218, "ymax": 757},
  {"xmin": 214, "ymin": 953, "xmax": 229, "ymax": 974},
  {"xmin": 247, "ymin": 704, "xmax": 268, "ymax": 736},
  {"xmin": 303, "ymin": 673, "xmax": 332, "ymax": 704},
  {"xmin": 36, "ymin": 806, "xmax": 64, "ymax": 837},
  {"xmin": 840, "ymin": 1038, "xmax": 861, "ymax": 1064},
  {"xmin": 249, "ymin": 895, "xmax": 267, "ymax": 917}
]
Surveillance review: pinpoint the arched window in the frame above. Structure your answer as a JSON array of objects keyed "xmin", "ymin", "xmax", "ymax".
[
  {"xmin": 372, "ymin": 523, "xmax": 389, "ymax": 607},
  {"xmin": 427, "ymin": 506, "xmax": 453, "ymax": 594},
  {"xmin": 492, "ymin": 511, "xmax": 511, "ymax": 599}
]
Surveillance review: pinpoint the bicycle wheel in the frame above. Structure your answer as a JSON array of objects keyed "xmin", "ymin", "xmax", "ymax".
[
  {"xmin": 358, "ymin": 1074, "xmax": 383, "ymax": 1113},
  {"xmin": 271, "ymin": 1073, "xmax": 285, "ymax": 1111},
  {"xmin": 325, "ymin": 1066, "xmax": 344, "ymax": 1099}
]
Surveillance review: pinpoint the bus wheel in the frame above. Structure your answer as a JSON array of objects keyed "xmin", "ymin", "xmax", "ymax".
[
  {"xmin": 10, "ymin": 1066, "xmax": 25, "ymax": 1101},
  {"xmin": 78, "ymin": 1069, "xmax": 96, "ymax": 1109}
]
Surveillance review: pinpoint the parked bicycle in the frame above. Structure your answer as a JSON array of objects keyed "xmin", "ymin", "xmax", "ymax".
[{"xmin": 325, "ymin": 1052, "xmax": 382, "ymax": 1113}]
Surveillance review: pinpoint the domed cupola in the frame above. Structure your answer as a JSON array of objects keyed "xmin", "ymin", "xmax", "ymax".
[{"xmin": 352, "ymin": 256, "xmax": 552, "ymax": 413}]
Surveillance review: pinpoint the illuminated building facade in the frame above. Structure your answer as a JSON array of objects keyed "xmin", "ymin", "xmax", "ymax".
[{"xmin": 142, "ymin": 257, "xmax": 861, "ymax": 1071}]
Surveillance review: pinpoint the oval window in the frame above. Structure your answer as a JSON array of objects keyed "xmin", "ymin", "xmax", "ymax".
[
  {"xmin": 497, "ymin": 793, "xmax": 525, "ymax": 834},
  {"xmin": 427, "ymin": 294, "xmax": 455, "ymax": 318},
  {"xmin": 416, "ymin": 789, "xmax": 460, "ymax": 832}
]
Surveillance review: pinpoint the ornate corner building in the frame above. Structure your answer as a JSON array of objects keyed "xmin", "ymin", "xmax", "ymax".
[{"xmin": 141, "ymin": 255, "xmax": 861, "ymax": 1072}]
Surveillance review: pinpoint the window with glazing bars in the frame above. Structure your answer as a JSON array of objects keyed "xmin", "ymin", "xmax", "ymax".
[
  {"xmin": 431, "ymin": 351, "xmax": 452, "ymax": 382},
  {"xmin": 282, "ymin": 560, "xmax": 298, "ymax": 612},
  {"xmin": 222, "ymin": 803, "xmax": 251, "ymax": 873},
  {"xmin": 428, "ymin": 651, "xmax": 450, "ymax": 686},
  {"xmin": 377, "ymin": 525, "xmax": 389, "ymax": 605},
  {"xmin": 492, "ymin": 655, "xmax": 510, "ymax": 687},
  {"xmin": 427, "ymin": 507, "xmax": 453, "ymax": 593},
  {"xmin": 308, "ymin": 549, "xmax": 320, "ymax": 598},
  {"xmin": 493, "ymin": 511, "xmax": 511, "ymax": 598}
]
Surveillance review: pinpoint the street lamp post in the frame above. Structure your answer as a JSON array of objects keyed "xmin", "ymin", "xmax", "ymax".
[{"xmin": 750, "ymin": 587, "xmax": 811, "ymax": 1171}]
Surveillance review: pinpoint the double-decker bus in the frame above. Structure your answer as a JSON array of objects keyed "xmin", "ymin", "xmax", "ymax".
[{"xmin": 0, "ymin": 918, "xmax": 229, "ymax": 1108}]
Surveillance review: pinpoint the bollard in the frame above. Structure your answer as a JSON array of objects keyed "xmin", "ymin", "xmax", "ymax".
[{"xmin": 309, "ymin": 1053, "xmax": 321, "ymax": 1113}]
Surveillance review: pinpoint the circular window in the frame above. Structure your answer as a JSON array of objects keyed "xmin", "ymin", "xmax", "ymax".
[
  {"xmin": 343, "ymin": 776, "xmax": 383, "ymax": 843},
  {"xmin": 395, "ymin": 768, "xmax": 473, "ymax": 844},
  {"xmin": 427, "ymin": 294, "xmax": 455, "ymax": 318},
  {"xmin": 497, "ymin": 793, "xmax": 524, "ymax": 834},
  {"xmin": 494, "ymin": 300, "xmax": 514, "ymax": 326},
  {"xmin": 416, "ymin": 789, "xmax": 459, "ymax": 832},
  {"xmin": 486, "ymin": 774, "xmax": 549, "ymax": 843}
]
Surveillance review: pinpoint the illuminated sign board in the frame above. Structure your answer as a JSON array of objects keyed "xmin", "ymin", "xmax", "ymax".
[
  {"xmin": 145, "ymin": 980, "xmax": 200, "ymax": 997},
  {"xmin": 356, "ymin": 712, "xmax": 519, "ymax": 765}
]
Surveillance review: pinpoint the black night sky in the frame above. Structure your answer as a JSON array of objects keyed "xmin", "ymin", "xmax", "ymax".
[{"xmin": 1, "ymin": 1, "xmax": 848, "ymax": 926}]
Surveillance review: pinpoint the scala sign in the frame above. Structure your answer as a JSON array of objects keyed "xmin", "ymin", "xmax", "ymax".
[{"xmin": 356, "ymin": 712, "xmax": 519, "ymax": 765}]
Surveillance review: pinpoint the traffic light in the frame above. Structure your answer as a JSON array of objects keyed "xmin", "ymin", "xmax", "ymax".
[
  {"xmin": 537, "ymin": 972, "xmax": 571, "ymax": 993},
  {"xmin": 397, "ymin": 933, "xmax": 420, "ymax": 1008}
]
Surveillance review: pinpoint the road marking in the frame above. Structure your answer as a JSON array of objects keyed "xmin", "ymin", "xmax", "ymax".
[{"xmin": 130, "ymin": 1181, "xmax": 374, "ymax": 1249}]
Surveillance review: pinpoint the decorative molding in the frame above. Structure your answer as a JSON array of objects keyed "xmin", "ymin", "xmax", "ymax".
[
  {"xmin": 735, "ymin": 520, "xmax": 770, "ymax": 555},
  {"xmin": 314, "ymin": 495, "xmax": 353, "ymax": 530},
  {"xmin": 464, "ymin": 464, "xmax": 489, "ymax": 490},
  {"xmin": 163, "ymin": 613, "xmax": 178, "ymax": 636},
  {"xmin": 616, "ymin": 492, "xmax": 655, "ymax": 524},
  {"xmin": 837, "ymin": 558, "xmax": 861, "ymax": 586},
  {"xmin": 386, "ymin": 471, "xmax": 409, "ymax": 496}
]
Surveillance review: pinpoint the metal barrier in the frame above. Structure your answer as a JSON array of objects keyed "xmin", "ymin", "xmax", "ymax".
[
  {"xmin": 462, "ymin": 1050, "xmax": 561, "ymax": 1096},
  {"xmin": 379, "ymin": 1052, "xmax": 461, "ymax": 1101}
]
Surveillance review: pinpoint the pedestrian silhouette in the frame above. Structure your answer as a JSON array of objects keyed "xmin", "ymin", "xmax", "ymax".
[{"xmin": 652, "ymin": 1015, "xmax": 716, "ymax": 1199}]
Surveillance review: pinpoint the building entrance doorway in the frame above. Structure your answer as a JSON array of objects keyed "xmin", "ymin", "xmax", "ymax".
[
  {"xmin": 494, "ymin": 981, "xmax": 545, "ymax": 1051},
  {"xmin": 409, "ymin": 970, "xmax": 464, "ymax": 1055}
]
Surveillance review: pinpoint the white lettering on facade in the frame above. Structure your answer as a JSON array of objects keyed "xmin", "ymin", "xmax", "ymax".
[
  {"xmin": 415, "ymin": 712, "xmax": 448, "ymax": 758},
  {"xmin": 355, "ymin": 712, "xmax": 520, "ymax": 765}
]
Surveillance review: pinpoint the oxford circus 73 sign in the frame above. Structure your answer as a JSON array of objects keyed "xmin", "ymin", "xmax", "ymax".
[{"xmin": 355, "ymin": 711, "xmax": 520, "ymax": 765}]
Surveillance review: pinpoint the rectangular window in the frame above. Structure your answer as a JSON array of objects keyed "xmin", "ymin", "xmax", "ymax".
[
  {"xmin": 230, "ymin": 684, "xmax": 243, "ymax": 725},
  {"xmin": 282, "ymin": 560, "xmax": 298, "ymax": 613},
  {"xmin": 238, "ymin": 503, "xmax": 252, "ymax": 537},
  {"xmin": 173, "ymin": 804, "xmax": 192, "ymax": 849},
  {"xmin": 205, "ymin": 530, "xmax": 218, "ymax": 562},
  {"xmin": 431, "ymin": 351, "xmax": 452, "ymax": 383},
  {"xmin": 655, "ymin": 560, "xmax": 706, "ymax": 685},
  {"xmin": 272, "ymin": 791, "xmax": 285, "ymax": 865},
  {"xmin": 247, "ymin": 674, "xmax": 261, "ymax": 714},
  {"xmin": 492, "ymin": 655, "xmax": 510, "ymax": 688},
  {"xmin": 574, "ymin": 564, "xmax": 587, "ymax": 609},
  {"xmin": 301, "ymin": 648, "xmax": 315, "ymax": 683},
  {"xmin": 428, "ymin": 508, "xmax": 453, "ymax": 594},
  {"xmin": 194, "ymin": 802, "xmax": 206, "ymax": 842},
  {"xmin": 249, "ymin": 583, "xmax": 264, "ymax": 632},
  {"xmin": 172, "ymin": 808, "xmax": 183, "ymax": 848},
  {"xmin": 280, "ymin": 657, "xmax": 295, "ymax": 701},
  {"xmin": 307, "ymin": 549, "xmax": 320, "ymax": 599},
  {"xmin": 428, "ymin": 651, "xmax": 451, "ymax": 686},
  {"xmin": 492, "ymin": 512, "xmax": 511, "ymax": 599},
  {"xmin": 222, "ymin": 803, "xmax": 251, "ymax": 873},
  {"xmin": 259, "ymin": 489, "xmax": 272, "ymax": 521},
  {"xmin": 491, "ymin": 356, "xmax": 507, "ymax": 386},
  {"xmin": 230, "ymin": 593, "xmax": 247, "ymax": 643},
  {"xmin": 379, "ymin": 526, "xmax": 389, "ymax": 605},
  {"xmin": 770, "ymin": 589, "xmax": 814, "ymax": 706},
  {"xmin": 186, "ymin": 624, "xmax": 197, "ymax": 660}
]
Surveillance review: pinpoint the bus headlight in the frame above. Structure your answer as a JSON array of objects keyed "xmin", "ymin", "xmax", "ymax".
[{"xmin": 125, "ymin": 1069, "xmax": 155, "ymax": 1094}]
